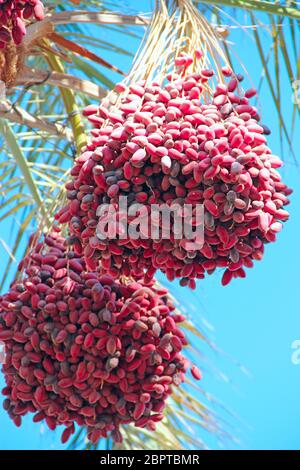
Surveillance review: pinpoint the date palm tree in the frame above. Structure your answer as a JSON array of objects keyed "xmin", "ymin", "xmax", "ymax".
[{"xmin": 0, "ymin": 0, "xmax": 298, "ymax": 450}]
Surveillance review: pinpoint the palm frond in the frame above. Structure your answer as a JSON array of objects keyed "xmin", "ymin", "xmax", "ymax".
[{"xmin": 199, "ymin": 0, "xmax": 300, "ymax": 21}]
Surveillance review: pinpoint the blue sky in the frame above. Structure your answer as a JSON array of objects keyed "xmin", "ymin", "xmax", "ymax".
[{"xmin": 0, "ymin": 0, "xmax": 299, "ymax": 450}]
